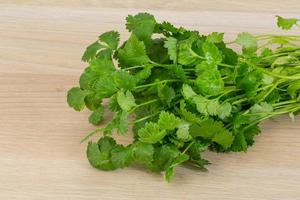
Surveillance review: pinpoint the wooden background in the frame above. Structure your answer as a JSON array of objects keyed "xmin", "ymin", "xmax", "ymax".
[{"xmin": 0, "ymin": 1, "xmax": 300, "ymax": 199}]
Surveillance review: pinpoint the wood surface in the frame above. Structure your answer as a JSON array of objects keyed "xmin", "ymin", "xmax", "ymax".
[{"xmin": 0, "ymin": 1, "xmax": 300, "ymax": 199}]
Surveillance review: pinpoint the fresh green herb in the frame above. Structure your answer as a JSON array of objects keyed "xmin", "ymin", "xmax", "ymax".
[{"xmin": 67, "ymin": 13, "xmax": 300, "ymax": 182}]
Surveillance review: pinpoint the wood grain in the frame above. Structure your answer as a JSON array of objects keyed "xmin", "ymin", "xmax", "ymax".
[{"xmin": 0, "ymin": 1, "xmax": 299, "ymax": 199}]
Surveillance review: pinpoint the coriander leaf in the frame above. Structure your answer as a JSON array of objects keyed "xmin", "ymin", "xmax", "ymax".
[
  {"xmin": 99, "ymin": 31, "xmax": 120, "ymax": 50},
  {"xmin": 195, "ymin": 68, "xmax": 224, "ymax": 96},
  {"xmin": 178, "ymin": 34, "xmax": 202, "ymax": 65},
  {"xmin": 235, "ymin": 32, "xmax": 257, "ymax": 54},
  {"xmin": 176, "ymin": 123, "xmax": 192, "ymax": 141},
  {"xmin": 117, "ymin": 34, "xmax": 149, "ymax": 67},
  {"xmin": 158, "ymin": 84, "xmax": 175, "ymax": 106},
  {"xmin": 206, "ymin": 99, "xmax": 220, "ymax": 116},
  {"xmin": 189, "ymin": 118, "xmax": 234, "ymax": 149},
  {"xmin": 164, "ymin": 37, "xmax": 178, "ymax": 62},
  {"xmin": 165, "ymin": 167, "xmax": 174, "ymax": 183},
  {"xmin": 111, "ymin": 145, "xmax": 133, "ymax": 168},
  {"xmin": 244, "ymin": 125, "xmax": 261, "ymax": 146},
  {"xmin": 179, "ymin": 100, "xmax": 204, "ymax": 124},
  {"xmin": 89, "ymin": 57, "xmax": 115, "ymax": 75},
  {"xmin": 182, "ymin": 84, "xmax": 197, "ymax": 99},
  {"xmin": 165, "ymin": 153, "xmax": 189, "ymax": 182},
  {"xmin": 138, "ymin": 122, "xmax": 167, "ymax": 144},
  {"xmin": 202, "ymin": 41, "xmax": 222, "ymax": 64},
  {"xmin": 82, "ymin": 41, "xmax": 106, "ymax": 62},
  {"xmin": 132, "ymin": 142, "xmax": 154, "ymax": 165},
  {"xmin": 158, "ymin": 111, "xmax": 181, "ymax": 130},
  {"xmin": 287, "ymin": 80, "xmax": 300, "ymax": 98},
  {"xmin": 236, "ymin": 70, "xmax": 263, "ymax": 97},
  {"xmin": 86, "ymin": 137, "xmax": 117, "ymax": 171},
  {"xmin": 108, "ymin": 94, "xmax": 121, "ymax": 112},
  {"xmin": 104, "ymin": 111, "xmax": 128, "ymax": 135},
  {"xmin": 276, "ymin": 16, "xmax": 298, "ymax": 30},
  {"xmin": 195, "ymin": 62, "xmax": 224, "ymax": 96},
  {"xmin": 231, "ymin": 132, "xmax": 248, "ymax": 152},
  {"xmin": 250, "ymin": 102, "xmax": 273, "ymax": 113},
  {"xmin": 126, "ymin": 13, "xmax": 156, "ymax": 43},
  {"xmin": 113, "ymin": 70, "xmax": 136, "ymax": 90},
  {"xmin": 151, "ymin": 145, "xmax": 180, "ymax": 172},
  {"xmin": 116, "ymin": 90, "xmax": 136, "ymax": 111},
  {"xmin": 88, "ymin": 105, "xmax": 104, "ymax": 125},
  {"xmin": 94, "ymin": 75, "xmax": 118, "ymax": 97},
  {"xmin": 206, "ymin": 32, "xmax": 224, "ymax": 43},
  {"xmin": 84, "ymin": 92, "xmax": 103, "ymax": 111},
  {"xmin": 134, "ymin": 65, "xmax": 153, "ymax": 83},
  {"xmin": 67, "ymin": 87, "xmax": 90, "ymax": 111},
  {"xmin": 217, "ymin": 102, "xmax": 232, "ymax": 119}
]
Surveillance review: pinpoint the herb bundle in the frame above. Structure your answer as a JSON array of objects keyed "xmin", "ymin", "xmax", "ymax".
[{"xmin": 67, "ymin": 13, "xmax": 300, "ymax": 182}]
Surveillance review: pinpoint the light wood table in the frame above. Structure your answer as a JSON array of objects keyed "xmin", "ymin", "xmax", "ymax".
[{"xmin": 1, "ymin": 1, "xmax": 300, "ymax": 199}]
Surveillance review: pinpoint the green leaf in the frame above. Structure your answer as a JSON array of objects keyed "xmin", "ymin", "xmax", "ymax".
[
  {"xmin": 134, "ymin": 65, "xmax": 153, "ymax": 83},
  {"xmin": 126, "ymin": 13, "xmax": 156, "ymax": 43},
  {"xmin": 111, "ymin": 145, "xmax": 133, "ymax": 168},
  {"xmin": 195, "ymin": 62, "xmax": 224, "ymax": 96},
  {"xmin": 189, "ymin": 118, "xmax": 234, "ymax": 149},
  {"xmin": 231, "ymin": 132, "xmax": 248, "ymax": 152},
  {"xmin": 67, "ymin": 87, "xmax": 90, "ymax": 111},
  {"xmin": 108, "ymin": 94, "xmax": 121, "ymax": 112},
  {"xmin": 113, "ymin": 70, "xmax": 136, "ymax": 90},
  {"xmin": 206, "ymin": 32, "xmax": 224, "ymax": 43},
  {"xmin": 89, "ymin": 57, "xmax": 115, "ymax": 75},
  {"xmin": 165, "ymin": 153, "xmax": 189, "ymax": 182},
  {"xmin": 179, "ymin": 100, "xmax": 204, "ymax": 124},
  {"xmin": 132, "ymin": 142, "xmax": 154, "ymax": 165},
  {"xmin": 116, "ymin": 90, "xmax": 136, "ymax": 111},
  {"xmin": 202, "ymin": 42, "xmax": 222, "ymax": 64},
  {"xmin": 236, "ymin": 70, "xmax": 263, "ymax": 97},
  {"xmin": 104, "ymin": 111, "xmax": 128, "ymax": 135},
  {"xmin": 99, "ymin": 31, "xmax": 120, "ymax": 49},
  {"xmin": 250, "ymin": 102, "xmax": 273, "ymax": 115},
  {"xmin": 151, "ymin": 145, "xmax": 180, "ymax": 172},
  {"xmin": 287, "ymin": 80, "xmax": 300, "ymax": 98},
  {"xmin": 178, "ymin": 34, "xmax": 201, "ymax": 65},
  {"xmin": 138, "ymin": 122, "xmax": 167, "ymax": 144},
  {"xmin": 158, "ymin": 85, "xmax": 175, "ymax": 106},
  {"xmin": 176, "ymin": 123, "xmax": 192, "ymax": 141},
  {"xmin": 164, "ymin": 37, "xmax": 178, "ymax": 62},
  {"xmin": 94, "ymin": 75, "xmax": 118, "ymax": 98},
  {"xmin": 217, "ymin": 102, "xmax": 232, "ymax": 119},
  {"xmin": 86, "ymin": 137, "xmax": 117, "ymax": 171},
  {"xmin": 182, "ymin": 84, "xmax": 197, "ymax": 99},
  {"xmin": 235, "ymin": 32, "xmax": 257, "ymax": 54},
  {"xmin": 276, "ymin": 16, "xmax": 298, "ymax": 30},
  {"xmin": 82, "ymin": 42, "xmax": 106, "ymax": 62},
  {"xmin": 117, "ymin": 34, "xmax": 149, "ymax": 67},
  {"xmin": 88, "ymin": 105, "xmax": 104, "ymax": 125},
  {"xmin": 165, "ymin": 167, "xmax": 174, "ymax": 183},
  {"xmin": 158, "ymin": 111, "xmax": 181, "ymax": 130}
]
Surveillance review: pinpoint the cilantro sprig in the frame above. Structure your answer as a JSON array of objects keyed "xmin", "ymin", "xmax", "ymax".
[{"xmin": 67, "ymin": 13, "xmax": 300, "ymax": 182}]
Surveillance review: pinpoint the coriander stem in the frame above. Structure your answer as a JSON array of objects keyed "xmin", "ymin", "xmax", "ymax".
[
  {"xmin": 218, "ymin": 63, "xmax": 235, "ymax": 68},
  {"xmin": 125, "ymin": 65, "xmax": 146, "ymax": 70},
  {"xmin": 130, "ymin": 99, "xmax": 160, "ymax": 112},
  {"xmin": 134, "ymin": 79, "xmax": 181, "ymax": 90},
  {"xmin": 80, "ymin": 128, "xmax": 104, "ymax": 143},
  {"xmin": 182, "ymin": 141, "xmax": 195, "ymax": 155},
  {"xmin": 133, "ymin": 112, "xmax": 160, "ymax": 124}
]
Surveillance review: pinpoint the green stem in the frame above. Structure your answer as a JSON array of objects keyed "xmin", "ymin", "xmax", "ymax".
[
  {"xmin": 218, "ymin": 63, "xmax": 235, "ymax": 68},
  {"xmin": 134, "ymin": 79, "xmax": 181, "ymax": 90},
  {"xmin": 130, "ymin": 99, "xmax": 160, "ymax": 112},
  {"xmin": 133, "ymin": 112, "xmax": 160, "ymax": 124},
  {"xmin": 80, "ymin": 128, "xmax": 104, "ymax": 143},
  {"xmin": 125, "ymin": 65, "xmax": 146, "ymax": 70}
]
